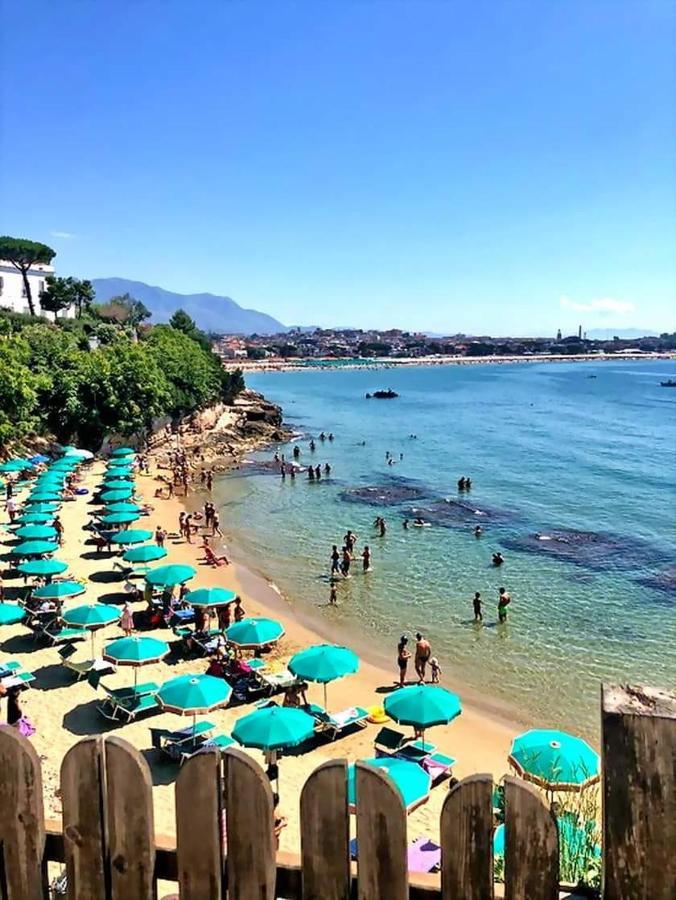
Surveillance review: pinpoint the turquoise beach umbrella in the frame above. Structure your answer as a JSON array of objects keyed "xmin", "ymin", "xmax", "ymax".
[
  {"xmin": 226, "ymin": 617, "xmax": 285, "ymax": 648},
  {"xmin": 48, "ymin": 461, "xmax": 77, "ymax": 471},
  {"xmin": 384, "ymin": 685, "xmax": 462, "ymax": 730},
  {"xmin": 184, "ymin": 587, "xmax": 237, "ymax": 608},
  {"xmin": 18, "ymin": 558, "xmax": 68, "ymax": 578},
  {"xmin": 16, "ymin": 512, "xmax": 54, "ymax": 525},
  {"xmin": 100, "ymin": 511, "xmax": 140, "ymax": 526},
  {"xmin": 145, "ymin": 564, "xmax": 196, "ymax": 588},
  {"xmin": 27, "ymin": 491, "xmax": 62, "ymax": 503},
  {"xmin": 15, "ymin": 524, "xmax": 57, "ymax": 541},
  {"xmin": 22, "ymin": 502, "xmax": 59, "ymax": 514},
  {"xmin": 104, "ymin": 468, "xmax": 133, "ymax": 480},
  {"xmin": 0, "ymin": 459, "xmax": 33, "ymax": 473},
  {"xmin": 347, "ymin": 758, "xmax": 430, "ymax": 813},
  {"xmin": 0, "ymin": 603, "xmax": 26, "ymax": 626},
  {"xmin": 35, "ymin": 474, "xmax": 66, "ymax": 486},
  {"xmin": 122, "ymin": 544, "xmax": 167, "ymax": 563},
  {"xmin": 62, "ymin": 603, "xmax": 120, "ymax": 628},
  {"xmin": 289, "ymin": 644, "xmax": 359, "ymax": 683},
  {"xmin": 111, "ymin": 447, "xmax": 135, "ymax": 457},
  {"xmin": 109, "ymin": 529, "xmax": 153, "ymax": 545},
  {"xmin": 103, "ymin": 635, "xmax": 169, "ymax": 688},
  {"xmin": 233, "ymin": 706, "xmax": 314, "ymax": 751},
  {"xmin": 104, "ymin": 502, "xmax": 141, "ymax": 514},
  {"xmin": 103, "ymin": 479, "xmax": 135, "ymax": 491},
  {"xmin": 508, "ymin": 730, "xmax": 600, "ymax": 791},
  {"xmin": 493, "ymin": 818, "xmax": 601, "ymax": 859},
  {"xmin": 100, "ymin": 489, "xmax": 133, "ymax": 503},
  {"xmin": 11, "ymin": 540, "xmax": 59, "ymax": 557},
  {"xmin": 33, "ymin": 580, "xmax": 86, "ymax": 600},
  {"xmin": 63, "ymin": 448, "xmax": 93, "ymax": 459},
  {"xmin": 158, "ymin": 673, "xmax": 232, "ymax": 716}
]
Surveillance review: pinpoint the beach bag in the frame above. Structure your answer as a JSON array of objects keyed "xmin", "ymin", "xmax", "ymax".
[{"xmin": 16, "ymin": 716, "xmax": 36, "ymax": 738}]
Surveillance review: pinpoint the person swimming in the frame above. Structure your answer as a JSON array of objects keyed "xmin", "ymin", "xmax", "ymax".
[
  {"xmin": 309, "ymin": 439, "xmax": 316, "ymax": 452},
  {"xmin": 324, "ymin": 463, "xmax": 331, "ymax": 475},
  {"xmin": 474, "ymin": 525, "xmax": 483, "ymax": 538},
  {"xmin": 492, "ymin": 551, "xmax": 504, "ymax": 566},
  {"xmin": 458, "ymin": 477, "xmax": 466, "ymax": 490}
]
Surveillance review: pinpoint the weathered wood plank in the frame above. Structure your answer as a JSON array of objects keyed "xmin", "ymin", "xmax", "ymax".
[
  {"xmin": 504, "ymin": 776, "xmax": 558, "ymax": 900},
  {"xmin": 175, "ymin": 748, "xmax": 224, "ymax": 900},
  {"xmin": 104, "ymin": 737, "xmax": 155, "ymax": 900},
  {"xmin": 602, "ymin": 684, "xmax": 676, "ymax": 900},
  {"xmin": 0, "ymin": 728, "xmax": 45, "ymax": 900},
  {"xmin": 441, "ymin": 773, "xmax": 494, "ymax": 900},
  {"xmin": 223, "ymin": 748, "xmax": 276, "ymax": 900},
  {"xmin": 61, "ymin": 735, "xmax": 108, "ymax": 900},
  {"xmin": 300, "ymin": 759, "xmax": 350, "ymax": 900},
  {"xmin": 355, "ymin": 761, "xmax": 407, "ymax": 900}
]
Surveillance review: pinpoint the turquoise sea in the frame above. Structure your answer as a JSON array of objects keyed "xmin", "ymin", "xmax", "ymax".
[{"xmin": 218, "ymin": 360, "xmax": 676, "ymax": 735}]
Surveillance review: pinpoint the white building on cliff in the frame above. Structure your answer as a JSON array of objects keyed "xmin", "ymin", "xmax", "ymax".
[{"xmin": 0, "ymin": 258, "xmax": 70, "ymax": 316}]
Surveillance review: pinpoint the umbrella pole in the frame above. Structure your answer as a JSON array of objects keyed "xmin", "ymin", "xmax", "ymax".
[
  {"xmin": 134, "ymin": 666, "xmax": 138, "ymax": 690},
  {"xmin": 90, "ymin": 630, "xmax": 95, "ymax": 657},
  {"xmin": 192, "ymin": 712, "xmax": 197, "ymax": 744},
  {"xmin": 323, "ymin": 682, "xmax": 327, "ymax": 711}
]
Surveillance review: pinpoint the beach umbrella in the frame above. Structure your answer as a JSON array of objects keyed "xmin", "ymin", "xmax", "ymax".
[
  {"xmin": 35, "ymin": 473, "xmax": 66, "ymax": 485},
  {"xmin": 122, "ymin": 544, "xmax": 167, "ymax": 564},
  {"xmin": 111, "ymin": 447, "xmax": 135, "ymax": 456},
  {"xmin": 145, "ymin": 564, "xmax": 196, "ymax": 588},
  {"xmin": 102, "ymin": 479, "xmax": 135, "ymax": 491},
  {"xmin": 100, "ymin": 488, "xmax": 134, "ymax": 503},
  {"xmin": 16, "ymin": 512, "xmax": 54, "ymax": 525},
  {"xmin": 11, "ymin": 540, "xmax": 59, "ymax": 557},
  {"xmin": 0, "ymin": 459, "xmax": 33, "ymax": 473},
  {"xmin": 158, "ymin": 673, "xmax": 232, "ymax": 738},
  {"xmin": 22, "ymin": 502, "xmax": 59, "ymax": 515},
  {"xmin": 493, "ymin": 817, "xmax": 601, "ymax": 860},
  {"xmin": 48, "ymin": 460, "xmax": 78, "ymax": 471},
  {"xmin": 233, "ymin": 706, "xmax": 314, "ymax": 751},
  {"xmin": 18, "ymin": 558, "xmax": 68, "ymax": 579},
  {"xmin": 103, "ymin": 501, "xmax": 141, "ymax": 514},
  {"xmin": 508, "ymin": 730, "xmax": 600, "ymax": 792},
  {"xmin": 103, "ymin": 635, "xmax": 169, "ymax": 687},
  {"xmin": 109, "ymin": 528, "xmax": 153, "ymax": 546},
  {"xmin": 33, "ymin": 580, "xmax": 86, "ymax": 601},
  {"xmin": 15, "ymin": 524, "xmax": 58, "ymax": 541},
  {"xmin": 185, "ymin": 587, "xmax": 237, "ymax": 608},
  {"xmin": 29, "ymin": 454, "xmax": 51, "ymax": 465},
  {"xmin": 384, "ymin": 685, "xmax": 462, "ymax": 749},
  {"xmin": 62, "ymin": 603, "xmax": 120, "ymax": 654},
  {"xmin": 347, "ymin": 758, "xmax": 430, "ymax": 814},
  {"xmin": 104, "ymin": 468, "xmax": 133, "ymax": 480},
  {"xmin": 0, "ymin": 603, "xmax": 26, "ymax": 626},
  {"xmin": 27, "ymin": 491, "xmax": 62, "ymax": 503},
  {"xmin": 226, "ymin": 617, "xmax": 284, "ymax": 649},
  {"xmin": 289, "ymin": 644, "xmax": 359, "ymax": 709},
  {"xmin": 63, "ymin": 448, "xmax": 94, "ymax": 459},
  {"xmin": 100, "ymin": 511, "xmax": 141, "ymax": 526}
]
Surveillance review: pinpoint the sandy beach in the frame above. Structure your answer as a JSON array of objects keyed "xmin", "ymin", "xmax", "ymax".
[{"xmin": 2, "ymin": 455, "xmax": 523, "ymax": 855}]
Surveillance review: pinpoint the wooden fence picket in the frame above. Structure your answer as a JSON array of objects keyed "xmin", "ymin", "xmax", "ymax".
[
  {"xmin": 355, "ymin": 761, "xmax": 407, "ymax": 900},
  {"xmin": 300, "ymin": 759, "xmax": 350, "ymax": 900},
  {"xmin": 440, "ymin": 773, "xmax": 494, "ymax": 900},
  {"xmin": 0, "ymin": 728, "xmax": 45, "ymax": 900},
  {"xmin": 175, "ymin": 748, "xmax": 224, "ymax": 900},
  {"xmin": 503, "ymin": 776, "xmax": 558, "ymax": 900},
  {"xmin": 223, "ymin": 747, "xmax": 276, "ymax": 900}
]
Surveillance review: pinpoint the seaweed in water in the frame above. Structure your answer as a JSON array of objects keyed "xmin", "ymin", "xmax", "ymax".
[
  {"xmin": 403, "ymin": 498, "xmax": 517, "ymax": 528},
  {"xmin": 501, "ymin": 529, "xmax": 670, "ymax": 573},
  {"xmin": 339, "ymin": 482, "xmax": 429, "ymax": 506},
  {"xmin": 636, "ymin": 566, "xmax": 676, "ymax": 599}
]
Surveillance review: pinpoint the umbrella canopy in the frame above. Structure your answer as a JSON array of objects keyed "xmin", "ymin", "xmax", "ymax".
[
  {"xmin": 16, "ymin": 511, "xmax": 54, "ymax": 525},
  {"xmin": 145, "ymin": 564, "xmax": 196, "ymax": 588},
  {"xmin": 158, "ymin": 674, "xmax": 232, "ymax": 715},
  {"xmin": 102, "ymin": 479, "xmax": 135, "ymax": 491},
  {"xmin": 185, "ymin": 587, "xmax": 237, "ymax": 608},
  {"xmin": 0, "ymin": 603, "xmax": 26, "ymax": 626},
  {"xmin": 384, "ymin": 686, "xmax": 462, "ymax": 729},
  {"xmin": 289, "ymin": 644, "xmax": 359, "ymax": 684},
  {"xmin": 122, "ymin": 544, "xmax": 167, "ymax": 564},
  {"xmin": 18, "ymin": 558, "xmax": 68, "ymax": 577},
  {"xmin": 15, "ymin": 524, "xmax": 58, "ymax": 541},
  {"xmin": 29, "ymin": 454, "xmax": 51, "ymax": 465},
  {"xmin": 233, "ymin": 706, "xmax": 314, "ymax": 750},
  {"xmin": 104, "ymin": 501, "xmax": 141, "ymax": 514},
  {"xmin": 109, "ymin": 529, "xmax": 153, "ymax": 546},
  {"xmin": 111, "ymin": 447, "xmax": 135, "ymax": 457},
  {"xmin": 508, "ymin": 730, "xmax": 600, "ymax": 791},
  {"xmin": 11, "ymin": 540, "xmax": 59, "ymax": 557},
  {"xmin": 493, "ymin": 818, "xmax": 601, "ymax": 858},
  {"xmin": 21, "ymin": 502, "xmax": 59, "ymax": 514},
  {"xmin": 104, "ymin": 468, "xmax": 133, "ymax": 480},
  {"xmin": 27, "ymin": 491, "xmax": 62, "ymax": 503},
  {"xmin": 103, "ymin": 635, "xmax": 169, "ymax": 666},
  {"xmin": 62, "ymin": 603, "xmax": 120, "ymax": 629},
  {"xmin": 347, "ymin": 758, "xmax": 430, "ymax": 813},
  {"xmin": 100, "ymin": 488, "xmax": 133, "ymax": 503},
  {"xmin": 63, "ymin": 448, "xmax": 94, "ymax": 459},
  {"xmin": 100, "ymin": 511, "xmax": 141, "ymax": 526},
  {"xmin": 35, "ymin": 473, "xmax": 66, "ymax": 485},
  {"xmin": 33, "ymin": 580, "xmax": 86, "ymax": 600},
  {"xmin": 0, "ymin": 459, "xmax": 33, "ymax": 473},
  {"xmin": 226, "ymin": 617, "xmax": 284, "ymax": 648},
  {"xmin": 48, "ymin": 459, "xmax": 78, "ymax": 470}
]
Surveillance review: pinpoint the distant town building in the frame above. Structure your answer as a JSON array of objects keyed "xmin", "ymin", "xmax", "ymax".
[
  {"xmin": 0, "ymin": 258, "xmax": 72, "ymax": 317},
  {"xmin": 557, "ymin": 329, "xmax": 562, "ymax": 340}
]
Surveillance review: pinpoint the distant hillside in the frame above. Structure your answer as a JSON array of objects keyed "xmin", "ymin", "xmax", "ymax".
[
  {"xmin": 585, "ymin": 328, "xmax": 659, "ymax": 340},
  {"xmin": 91, "ymin": 278, "xmax": 286, "ymax": 335}
]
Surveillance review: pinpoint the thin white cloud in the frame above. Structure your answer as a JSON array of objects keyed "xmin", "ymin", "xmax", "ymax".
[
  {"xmin": 560, "ymin": 296, "xmax": 634, "ymax": 315},
  {"xmin": 50, "ymin": 230, "xmax": 75, "ymax": 239}
]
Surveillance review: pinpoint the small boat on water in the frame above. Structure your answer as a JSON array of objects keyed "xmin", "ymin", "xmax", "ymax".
[
  {"xmin": 660, "ymin": 380, "xmax": 676, "ymax": 387},
  {"xmin": 366, "ymin": 389, "xmax": 399, "ymax": 399}
]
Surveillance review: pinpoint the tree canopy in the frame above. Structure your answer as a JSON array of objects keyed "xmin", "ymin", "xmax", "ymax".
[
  {"xmin": 0, "ymin": 236, "xmax": 56, "ymax": 316},
  {"xmin": 95, "ymin": 293, "xmax": 151, "ymax": 328}
]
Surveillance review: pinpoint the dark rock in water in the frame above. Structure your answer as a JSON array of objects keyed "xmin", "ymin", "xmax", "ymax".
[
  {"xmin": 501, "ymin": 529, "xmax": 669, "ymax": 573},
  {"xmin": 403, "ymin": 498, "xmax": 516, "ymax": 528},
  {"xmin": 340, "ymin": 484, "xmax": 428, "ymax": 506},
  {"xmin": 636, "ymin": 566, "xmax": 676, "ymax": 598}
]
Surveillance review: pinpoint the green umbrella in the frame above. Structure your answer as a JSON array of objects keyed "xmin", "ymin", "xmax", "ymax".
[
  {"xmin": 225, "ymin": 617, "xmax": 284, "ymax": 649},
  {"xmin": 233, "ymin": 706, "xmax": 314, "ymax": 751},
  {"xmin": 11, "ymin": 540, "xmax": 59, "ymax": 557},
  {"xmin": 15, "ymin": 524, "xmax": 58, "ymax": 541},
  {"xmin": 122, "ymin": 544, "xmax": 167, "ymax": 563},
  {"xmin": 185, "ymin": 587, "xmax": 237, "ymax": 608},
  {"xmin": 100, "ymin": 511, "xmax": 141, "ymax": 526},
  {"xmin": 18, "ymin": 558, "xmax": 68, "ymax": 578},
  {"xmin": 103, "ymin": 479, "xmax": 135, "ymax": 491},
  {"xmin": 111, "ymin": 447, "xmax": 135, "ymax": 457},
  {"xmin": 33, "ymin": 580, "xmax": 86, "ymax": 600},
  {"xmin": 508, "ymin": 730, "xmax": 600, "ymax": 792},
  {"xmin": 104, "ymin": 501, "xmax": 141, "ymax": 514},
  {"xmin": 289, "ymin": 644, "xmax": 359, "ymax": 708},
  {"xmin": 27, "ymin": 491, "xmax": 62, "ymax": 503},
  {"xmin": 347, "ymin": 758, "xmax": 430, "ymax": 813},
  {"xmin": 62, "ymin": 603, "xmax": 120, "ymax": 653},
  {"xmin": 158, "ymin": 673, "xmax": 232, "ymax": 716},
  {"xmin": 21, "ymin": 502, "xmax": 59, "ymax": 514},
  {"xmin": 145, "ymin": 564, "xmax": 196, "ymax": 588},
  {"xmin": 0, "ymin": 603, "xmax": 26, "ymax": 626},
  {"xmin": 109, "ymin": 529, "xmax": 153, "ymax": 545},
  {"xmin": 100, "ymin": 488, "xmax": 134, "ymax": 503},
  {"xmin": 103, "ymin": 635, "xmax": 169, "ymax": 688},
  {"xmin": 16, "ymin": 512, "xmax": 54, "ymax": 525},
  {"xmin": 0, "ymin": 459, "xmax": 33, "ymax": 473}
]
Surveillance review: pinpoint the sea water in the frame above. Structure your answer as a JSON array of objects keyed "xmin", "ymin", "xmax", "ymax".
[{"xmin": 217, "ymin": 360, "xmax": 676, "ymax": 735}]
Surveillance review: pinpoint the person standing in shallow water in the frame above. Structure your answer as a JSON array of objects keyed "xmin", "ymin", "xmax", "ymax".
[
  {"xmin": 330, "ymin": 544, "xmax": 340, "ymax": 576},
  {"xmin": 361, "ymin": 545, "xmax": 371, "ymax": 572},
  {"xmin": 329, "ymin": 583, "xmax": 337, "ymax": 605},
  {"xmin": 473, "ymin": 591, "xmax": 483, "ymax": 622},
  {"xmin": 498, "ymin": 587, "xmax": 511, "ymax": 623}
]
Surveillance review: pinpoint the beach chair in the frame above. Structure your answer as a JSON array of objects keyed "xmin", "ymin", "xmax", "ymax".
[
  {"xmin": 307, "ymin": 703, "xmax": 370, "ymax": 740},
  {"xmin": 373, "ymin": 726, "xmax": 436, "ymax": 760},
  {"xmin": 38, "ymin": 621, "xmax": 88, "ymax": 647},
  {"xmin": 253, "ymin": 667, "xmax": 298, "ymax": 696},
  {"xmin": 57, "ymin": 644, "xmax": 105, "ymax": 682},
  {"xmin": 0, "ymin": 660, "xmax": 35, "ymax": 690},
  {"xmin": 420, "ymin": 750, "xmax": 456, "ymax": 783},
  {"xmin": 97, "ymin": 681, "xmax": 160, "ymax": 722}
]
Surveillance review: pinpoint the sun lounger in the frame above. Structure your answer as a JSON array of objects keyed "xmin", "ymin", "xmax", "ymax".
[
  {"xmin": 37, "ymin": 622, "xmax": 88, "ymax": 647},
  {"xmin": 407, "ymin": 835, "xmax": 442, "ymax": 873},
  {"xmin": 253, "ymin": 668, "xmax": 298, "ymax": 696},
  {"xmin": 0, "ymin": 670, "xmax": 35, "ymax": 690},
  {"xmin": 97, "ymin": 681, "xmax": 160, "ymax": 722},
  {"xmin": 307, "ymin": 703, "xmax": 370, "ymax": 740}
]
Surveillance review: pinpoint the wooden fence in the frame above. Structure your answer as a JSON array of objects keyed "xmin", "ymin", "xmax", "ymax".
[{"xmin": 0, "ymin": 684, "xmax": 673, "ymax": 900}]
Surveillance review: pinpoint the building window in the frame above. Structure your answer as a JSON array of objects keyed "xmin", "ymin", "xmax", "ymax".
[{"xmin": 39, "ymin": 280, "xmax": 45, "ymax": 293}]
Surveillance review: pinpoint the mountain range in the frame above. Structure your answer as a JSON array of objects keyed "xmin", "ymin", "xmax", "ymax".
[{"xmin": 91, "ymin": 278, "xmax": 286, "ymax": 335}]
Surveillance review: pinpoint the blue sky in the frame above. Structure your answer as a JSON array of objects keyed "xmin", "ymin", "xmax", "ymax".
[{"xmin": 1, "ymin": 1, "xmax": 674, "ymax": 335}]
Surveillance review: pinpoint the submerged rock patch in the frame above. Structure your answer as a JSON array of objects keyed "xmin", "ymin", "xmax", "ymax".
[{"xmin": 501, "ymin": 529, "xmax": 669, "ymax": 573}]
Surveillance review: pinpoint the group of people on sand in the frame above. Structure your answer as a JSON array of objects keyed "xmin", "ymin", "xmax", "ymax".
[{"xmin": 396, "ymin": 633, "xmax": 441, "ymax": 686}]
